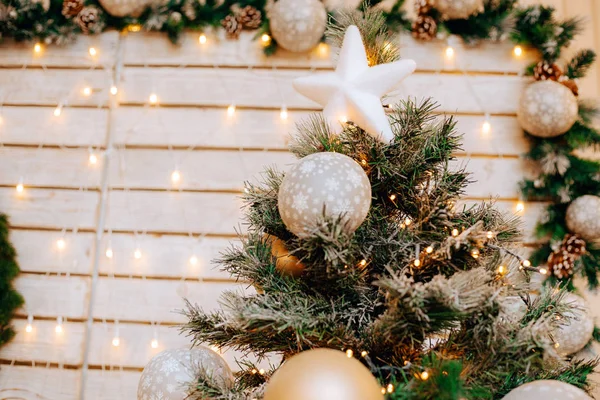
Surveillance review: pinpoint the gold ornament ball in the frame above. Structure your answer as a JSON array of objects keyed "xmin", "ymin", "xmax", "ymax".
[
  {"xmin": 263, "ymin": 348, "xmax": 384, "ymax": 400},
  {"xmin": 552, "ymin": 293, "xmax": 594, "ymax": 355},
  {"xmin": 517, "ymin": 80, "xmax": 579, "ymax": 138},
  {"xmin": 566, "ymin": 195, "xmax": 600, "ymax": 241},
  {"xmin": 98, "ymin": 0, "xmax": 160, "ymax": 17},
  {"xmin": 502, "ymin": 380, "xmax": 592, "ymax": 400},
  {"xmin": 137, "ymin": 347, "xmax": 234, "ymax": 400},
  {"xmin": 434, "ymin": 0, "xmax": 483, "ymax": 19},
  {"xmin": 264, "ymin": 234, "xmax": 305, "ymax": 277},
  {"xmin": 278, "ymin": 152, "xmax": 372, "ymax": 237},
  {"xmin": 268, "ymin": 0, "xmax": 327, "ymax": 53}
]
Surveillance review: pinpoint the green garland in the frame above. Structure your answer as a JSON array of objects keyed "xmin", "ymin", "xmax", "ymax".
[{"xmin": 0, "ymin": 214, "xmax": 24, "ymax": 348}]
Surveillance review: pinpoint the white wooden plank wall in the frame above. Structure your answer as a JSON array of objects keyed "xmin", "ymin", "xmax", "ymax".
[{"xmin": 0, "ymin": 0, "xmax": 598, "ymax": 396}]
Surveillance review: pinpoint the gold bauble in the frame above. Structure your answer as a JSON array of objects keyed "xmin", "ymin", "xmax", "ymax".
[
  {"xmin": 566, "ymin": 195, "xmax": 600, "ymax": 241},
  {"xmin": 552, "ymin": 293, "xmax": 594, "ymax": 355},
  {"xmin": 264, "ymin": 234, "xmax": 305, "ymax": 277},
  {"xmin": 517, "ymin": 80, "xmax": 579, "ymax": 138},
  {"xmin": 263, "ymin": 349, "xmax": 384, "ymax": 400},
  {"xmin": 268, "ymin": 0, "xmax": 327, "ymax": 53},
  {"xmin": 502, "ymin": 380, "xmax": 592, "ymax": 400},
  {"xmin": 434, "ymin": 0, "xmax": 483, "ymax": 19},
  {"xmin": 98, "ymin": 0, "xmax": 160, "ymax": 17}
]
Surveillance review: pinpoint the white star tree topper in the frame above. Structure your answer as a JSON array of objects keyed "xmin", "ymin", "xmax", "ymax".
[{"xmin": 293, "ymin": 25, "xmax": 417, "ymax": 143}]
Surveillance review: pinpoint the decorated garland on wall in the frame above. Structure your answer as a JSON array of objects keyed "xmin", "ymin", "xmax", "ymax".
[{"xmin": 0, "ymin": 214, "xmax": 24, "ymax": 348}]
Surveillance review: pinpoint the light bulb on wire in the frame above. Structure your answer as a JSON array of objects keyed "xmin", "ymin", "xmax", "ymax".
[
  {"xmin": 34, "ymin": 43, "xmax": 42, "ymax": 53},
  {"xmin": 445, "ymin": 46, "xmax": 454, "ymax": 59},
  {"xmin": 16, "ymin": 179, "xmax": 24, "ymax": 194},
  {"xmin": 227, "ymin": 104, "xmax": 236, "ymax": 117},
  {"xmin": 89, "ymin": 47, "xmax": 97, "ymax": 57},
  {"xmin": 516, "ymin": 201, "xmax": 525, "ymax": 213},
  {"xmin": 110, "ymin": 86, "xmax": 118, "ymax": 95},
  {"xmin": 171, "ymin": 170, "xmax": 181, "ymax": 184},
  {"xmin": 261, "ymin": 34, "xmax": 271, "ymax": 46},
  {"xmin": 54, "ymin": 106, "xmax": 62, "ymax": 117},
  {"xmin": 26, "ymin": 315, "xmax": 33, "ymax": 333},
  {"xmin": 82, "ymin": 87, "xmax": 92, "ymax": 96},
  {"xmin": 106, "ymin": 247, "xmax": 113, "ymax": 258},
  {"xmin": 199, "ymin": 34, "xmax": 207, "ymax": 44},
  {"xmin": 189, "ymin": 255, "xmax": 198, "ymax": 266},
  {"xmin": 280, "ymin": 106, "xmax": 288, "ymax": 120},
  {"xmin": 89, "ymin": 153, "xmax": 98, "ymax": 165},
  {"xmin": 55, "ymin": 317, "xmax": 63, "ymax": 334},
  {"xmin": 513, "ymin": 45, "xmax": 523, "ymax": 57},
  {"xmin": 149, "ymin": 93, "xmax": 158, "ymax": 105},
  {"xmin": 482, "ymin": 118, "xmax": 491, "ymax": 135},
  {"xmin": 134, "ymin": 248, "xmax": 142, "ymax": 259},
  {"xmin": 151, "ymin": 338, "xmax": 158, "ymax": 348},
  {"xmin": 57, "ymin": 237, "xmax": 66, "ymax": 250}
]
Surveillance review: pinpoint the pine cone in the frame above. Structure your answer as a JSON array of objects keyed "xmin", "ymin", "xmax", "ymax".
[
  {"xmin": 414, "ymin": 0, "xmax": 434, "ymax": 14},
  {"xmin": 533, "ymin": 61, "xmax": 562, "ymax": 81},
  {"xmin": 75, "ymin": 6, "xmax": 103, "ymax": 34},
  {"xmin": 62, "ymin": 0, "xmax": 83, "ymax": 18},
  {"xmin": 548, "ymin": 234, "xmax": 586, "ymax": 279},
  {"xmin": 238, "ymin": 5, "xmax": 261, "ymax": 29},
  {"xmin": 221, "ymin": 14, "xmax": 242, "ymax": 39},
  {"xmin": 561, "ymin": 78, "xmax": 579, "ymax": 96},
  {"xmin": 412, "ymin": 15, "xmax": 437, "ymax": 41}
]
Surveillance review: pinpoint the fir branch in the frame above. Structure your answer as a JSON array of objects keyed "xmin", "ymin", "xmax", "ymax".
[
  {"xmin": 565, "ymin": 49, "xmax": 597, "ymax": 79},
  {"xmin": 0, "ymin": 214, "xmax": 24, "ymax": 348}
]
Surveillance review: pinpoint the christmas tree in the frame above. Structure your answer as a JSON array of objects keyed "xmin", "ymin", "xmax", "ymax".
[{"xmin": 139, "ymin": 9, "xmax": 598, "ymax": 400}]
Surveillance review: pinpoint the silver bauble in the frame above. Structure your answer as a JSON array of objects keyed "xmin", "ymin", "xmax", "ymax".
[
  {"xmin": 502, "ymin": 379, "xmax": 592, "ymax": 400},
  {"xmin": 98, "ymin": 0, "xmax": 160, "ymax": 17},
  {"xmin": 268, "ymin": 0, "xmax": 327, "ymax": 53},
  {"xmin": 566, "ymin": 195, "xmax": 600, "ymax": 241},
  {"xmin": 552, "ymin": 293, "xmax": 594, "ymax": 356},
  {"xmin": 434, "ymin": 0, "xmax": 483, "ymax": 19},
  {"xmin": 278, "ymin": 152, "xmax": 371, "ymax": 237},
  {"xmin": 137, "ymin": 347, "xmax": 234, "ymax": 400},
  {"xmin": 517, "ymin": 80, "xmax": 579, "ymax": 138}
]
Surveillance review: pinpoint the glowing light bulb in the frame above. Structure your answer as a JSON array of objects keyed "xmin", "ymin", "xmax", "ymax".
[
  {"xmin": 134, "ymin": 249, "xmax": 142, "ymax": 259},
  {"xmin": 346, "ymin": 349, "xmax": 353, "ymax": 358},
  {"xmin": 54, "ymin": 106, "xmax": 62, "ymax": 117},
  {"xmin": 513, "ymin": 45, "xmax": 523, "ymax": 57},
  {"xmin": 451, "ymin": 228, "xmax": 459, "ymax": 237},
  {"xmin": 389, "ymin": 194, "xmax": 396, "ymax": 201},
  {"xmin": 445, "ymin": 46, "xmax": 454, "ymax": 59},
  {"xmin": 112, "ymin": 337, "xmax": 120, "ymax": 347},
  {"xmin": 339, "ymin": 115, "xmax": 348, "ymax": 123},
  {"xmin": 360, "ymin": 350, "xmax": 368, "ymax": 357},
  {"xmin": 16, "ymin": 183, "xmax": 24, "ymax": 193},
  {"xmin": 404, "ymin": 217, "xmax": 412, "ymax": 226},
  {"xmin": 55, "ymin": 317, "xmax": 63, "ymax": 334},
  {"xmin": 414, "ymin": 259, "xmax": 421, "ymax": 267},
  {"xmin": 486, "ymin": 231, "xmax": 494, "ymax": 239},
  {"xmin": 227, "ymin": 104, "xmax": 236, "ymax": 117},
  {"xmin": 318, "ymin": 43, "xmax": 329, "ymax": 57},
  {"xmin": 554, "ymin": 342, "xmax": 560, "ymax": 348},
  {"xmin": 387, "ymin": 384, "xmax": 394, "ymax": 393},
  {"xmin": 381, "ymin": 388, "xmax": 387, "ymax": 395},
  {"xmin": 89, "ymin": 153, "xmax": 98, "ymax": 164},
  {"xmin": 359, "ymin": 259, "xmax": 367, "ymax": 267},
  {"xmin": 110, "ymin": 86, "xmax": 118, "ymax": 95},
  {"xmin": 57, "ymin": 238, "xmax": 66, "ymax": 250},
  {"xmin": 199, "ymin": 34, "xmax": 207, "ymax": 44},
  {"xmin": 516, "ymin": 201, "xmax": 525, "ymax": 213},
  {"xmin": 259, "ymin": 369, "xmax": 265, "ymax": 375},
  {"xmin": 522, "ymin": 259, "xmax": 531, "ymax": 267},
  {"xmin": 471, "ymin": 249, "xmax": 479, "ymax": 259},
  {"xmin": 149, "ymin": 93, "xmax": 158, "ymax": 105},
  {"xmin": 420, "ymin": 371, "xmax": 429, "ymax": 380},
  {"xmin": 280, "ymin": 106, "xmax": 288, "ymax": 120},
  {"xmin": 539, "ymin": 267, "xmax": 548, "ymax": 275},
  {"xmin": 171, "ymin": 170, "xmax": 181, "ymax": 183},
  {"xmin": 361, "ymin": 159, "xmax": 367, "ymax": 166},
  {"xmin": 498, "ymin": 265, "xmax": 506, "ymax": 274},
  {"xmin": 151, "ymin": 339, "xmax": 158, "ymax": 348},
  {"xmin": 106, "ymin": 248, "xmax": 113, "ymax": 258},
  {"xmin": 128, "ymin": 24, "xmax": 141, "ymax": 32},
  {"xmin": 34, "ymin": 43, "xmax": 42, "ymax": 53},
  {"xmin": 426, "ymin": 245, "xmax": 434, "ymax": 254},
  {"xmin": 189, "ymin": 255, "xmax": 198, "ymax": 265},
  {"xmin": 83, "ymin": 87, "xmax": 92, "ymax": 96},
  {"xmin": 26, "ymin": 324, "xmax": 33, "ymax": 333},
  {"xmin": 261, "ymin": 34, "xmax": 271, "ymax": 45},
  {"xmin": 89, "ymin": 47, "xmax": 97, "ymax": 57},
  {"xmin": 482, "ymin": 120, "xmax": 491, "ymax": 135}
]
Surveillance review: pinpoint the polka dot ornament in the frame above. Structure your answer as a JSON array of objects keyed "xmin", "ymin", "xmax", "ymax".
[
  {"xmin": 552, "ymin": 293, "xmax": 594, "ymax": 356},
  {"xmin": 517, "ymin": 80, "xmax": 578, "ymax": 138},
  {"xmin": 566, "ymin": 195, "xmax": 600, "ymax": 241},
  {"xmin": 268, "ymin": 0, "xmax": 327, "ymax": 53},
  {"xmin": 137, "ymin": 347, "xmax": 234, "ymax": 400},
  {"xmin": 278, "ymin": 152, "xmax": 371, "ymax": 237},
  {"xmin": 502, "ymin": 380, "xmax": 591, "ymax": 400},
  {"xmin": 434, "ymin": 0, "xmax": 483, "ymax": 19}
]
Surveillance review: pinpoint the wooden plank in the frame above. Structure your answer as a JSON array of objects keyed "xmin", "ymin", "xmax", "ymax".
[
  {"xmin": 119, "ymin": 67, "xmax": 525, "ymax": 113},
  {"xmin": 12, "ymin": 230, "xmax": 94, "ymax": 275},
  {"xmin": 15, "ymin": 274, "xmax": 90, "ymax": 319},
  {"xmin": 0, "ymin": 187, "xmax": 99, "ymax": 230},
  {"xmin": 0, "ymin": 365, "xmax": 80, "ymax": 400},
  {"xmin": 0, "ymin": 106, "xmax": 108, "ymax": 147},
  {"xmin": 121, "ymin": 31, "xmax": 535, "ymax": 74},
  {"xmin": 0, "ymin": 320, "xmax": 84, "ymax": 365},
  {"xmin": 0, "ymin": 32, "xmax": 119, "ymax": 68},
  {"xmin": 454, "ymin": 115, "xmax": 529, "ymax": 156},
  {"xmin": 92, "ymin": 277, "xmax": 253, "ymax": 323},
  {"xmin": 98, "ymin": 233, "xmax": 233, "ymax": 279},
  {"xmin": 0, "ymin": 69, "xmax": 110, "ymax": 106},
  {"xmin": 0, "ymin": 147, "xmax": 103, "ymax": 189},
  {"xmin": 84, "ymin": 369, "xmax": 140, "ymax": 400}
]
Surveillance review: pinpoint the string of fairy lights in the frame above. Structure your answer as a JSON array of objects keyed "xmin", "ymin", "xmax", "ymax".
[{"xmin": 5, "ymin": 30, "xmax": 544, "ymax": 382}]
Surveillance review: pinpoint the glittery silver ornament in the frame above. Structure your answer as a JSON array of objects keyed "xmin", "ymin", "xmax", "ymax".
[
  {"xmin": 268, "ymin": 0, "xmax": 327, "ymax": 53},
  {"xmin": 433, "ymin": 0, "xmax": 483, "ymax": 19},
  {"xmin": 517, "ymin": 80, "xmax": 578, "ymax": 138},
  {"xmin": 566, "ymin": 195, "xmax": 600, "ymax": 241},
  {"xmin": 502, "ymin": 380, "xmax": 592, "ymax": 400},
  {"xmin": 552, "ymin": 293, "xmax": 594, "ymax": 356},
  {"xmin": 137, "ymin": 347, "xmax": 234, "ymax": 400},
  {"xmin": 98, "ymin": 0, "xmax": 161, "ymax": 17},
  {"xmin": 278, "ymin": 152, "xmax": 371, "ymax": 237}
]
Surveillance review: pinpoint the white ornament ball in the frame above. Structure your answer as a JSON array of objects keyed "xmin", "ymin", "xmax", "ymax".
[
  {"xmin": 434, "ymin": 0, "xmax": 483, "ymax": 19},
  {"xmin": 98, "ymin": 0, "xmax": 160, "ymax": 17},
  {"xmin": 502, "ymin": 380, "xmax": 591, "ymax": 400},
  {"xmin": 566, "ymin": 195, "xmax": 600, "ymax": 241},
  {"xmin": 278, "ymin": 152, "xmax": 372, "ymax": 237},
  {"xmin": 517, "ymin": 80, "xmax": 579, "ymax": 138},
  {"xmin": 268, "ymin": 0, "xmax": 327, "ymax": 53},
  {"xmin": 552, "ymin": 293, "xmax": 594, "ymax": 355},
  {"xmin": 137, "ymin": 347, "xmax": 234, "ymax": 400}
]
